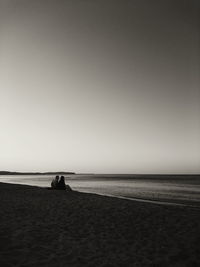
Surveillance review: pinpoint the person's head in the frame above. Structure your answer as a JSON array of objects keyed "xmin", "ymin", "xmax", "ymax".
[
  {"xmin": 60, "ymin": 176, "xmax": 65, "ymax": 181},
  {"xmin": 55, "ymin": 175, "xmax": 59, "ymax": 180}
]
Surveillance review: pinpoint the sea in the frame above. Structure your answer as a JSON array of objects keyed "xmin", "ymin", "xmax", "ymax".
[{"xmin": 1, "ymin": 174, "xmax": 200, "ymax": 205}]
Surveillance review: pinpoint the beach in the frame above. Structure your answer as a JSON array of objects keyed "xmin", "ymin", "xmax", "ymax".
[
  {"xmin": 1, "ymin": 174, "xmax": 200, "ymax": 206},
  {"xmin": 0, "ymin": 182, "xmax": 200, "ymax": 266}
]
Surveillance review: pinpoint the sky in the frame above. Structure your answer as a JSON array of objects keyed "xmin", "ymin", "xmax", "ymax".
[{"xmin": 0, "ymin": 0, "xmax": 199, "ymax": 174}]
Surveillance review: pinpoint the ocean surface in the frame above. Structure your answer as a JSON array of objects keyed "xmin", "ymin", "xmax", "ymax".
[{"xmin": 1, "ymin": 174, "xmax": 200, "ymax": 205}]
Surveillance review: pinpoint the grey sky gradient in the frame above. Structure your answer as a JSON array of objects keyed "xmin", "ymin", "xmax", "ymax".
[{"xmin": 0, "ymin": 0, "xmax": 200, "ymax": 173}]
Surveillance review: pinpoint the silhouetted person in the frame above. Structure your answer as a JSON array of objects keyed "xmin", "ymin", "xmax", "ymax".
[
  {"xmin": 57, "ymin": 176, "xmax": 66, "ymax": 190},
  {"xmin": 51, "ymin": 175, "xmax": 59, "ymax": 189}
]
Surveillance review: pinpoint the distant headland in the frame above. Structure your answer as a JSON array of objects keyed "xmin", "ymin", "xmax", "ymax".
[{"xmin": 0, "ymin": 171, "xmax": 75, "ymax": 175}]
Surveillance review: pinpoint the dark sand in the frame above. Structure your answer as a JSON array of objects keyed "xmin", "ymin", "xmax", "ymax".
[{"xmin": 0, "ymin": 183, "xmax": 200, "ymax": 267}]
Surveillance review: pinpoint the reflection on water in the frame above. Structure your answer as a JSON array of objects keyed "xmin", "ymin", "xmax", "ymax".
[{"xmin": 0, "ymin": 174, "xmax": 200, "ymax": 204}]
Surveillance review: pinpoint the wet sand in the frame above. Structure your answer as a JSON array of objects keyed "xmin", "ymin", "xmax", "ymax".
[{"xmin": 0, "ymin": 182, "xmax": 200, "ymax": 266}]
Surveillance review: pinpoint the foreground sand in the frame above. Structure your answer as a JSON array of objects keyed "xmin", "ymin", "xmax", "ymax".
[{"xmin": 0, "ymin": 183, "xmax": 200, "ymax": 267}]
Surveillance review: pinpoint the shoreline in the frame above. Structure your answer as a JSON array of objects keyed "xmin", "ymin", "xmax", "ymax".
[
  {"xmin": 79, "ymin": 190, "xmax": 200, "ymax": 209},
  {"xmin": 1, "ymin": 182, "xmax": 200, "ymax": 266},
  {"xmin": 2, "ymin": 181, "xmax": 200, "ymax": 209}
]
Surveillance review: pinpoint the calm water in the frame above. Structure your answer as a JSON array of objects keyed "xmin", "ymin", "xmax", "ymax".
[{"xmin": 1, "ymin": 174, "xmax": 200, "ymax": 204}]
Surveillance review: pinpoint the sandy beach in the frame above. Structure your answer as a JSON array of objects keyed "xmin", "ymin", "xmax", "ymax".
[{"xmin": 0, "ymin": 182, "xmax": 200, "ymax": 267}]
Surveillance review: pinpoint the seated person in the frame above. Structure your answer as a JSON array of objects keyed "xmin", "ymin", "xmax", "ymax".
[
  {"xmin": 51, "ymin": 175, "xmax": 59, "ymax": 189},
  {"xmin": 57, "ymin": 176, "xmax": 66, "ymax": 190}
]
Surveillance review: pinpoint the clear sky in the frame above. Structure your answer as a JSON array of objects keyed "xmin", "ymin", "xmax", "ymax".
[{"xmin": 0, "ymin": 0, "xmax": 199, "ymax": 173}]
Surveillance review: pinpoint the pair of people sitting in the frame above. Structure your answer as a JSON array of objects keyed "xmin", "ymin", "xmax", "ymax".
[{"xmin": 51, "ymin": 175, "xmax": 66, "ymax": 190}]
